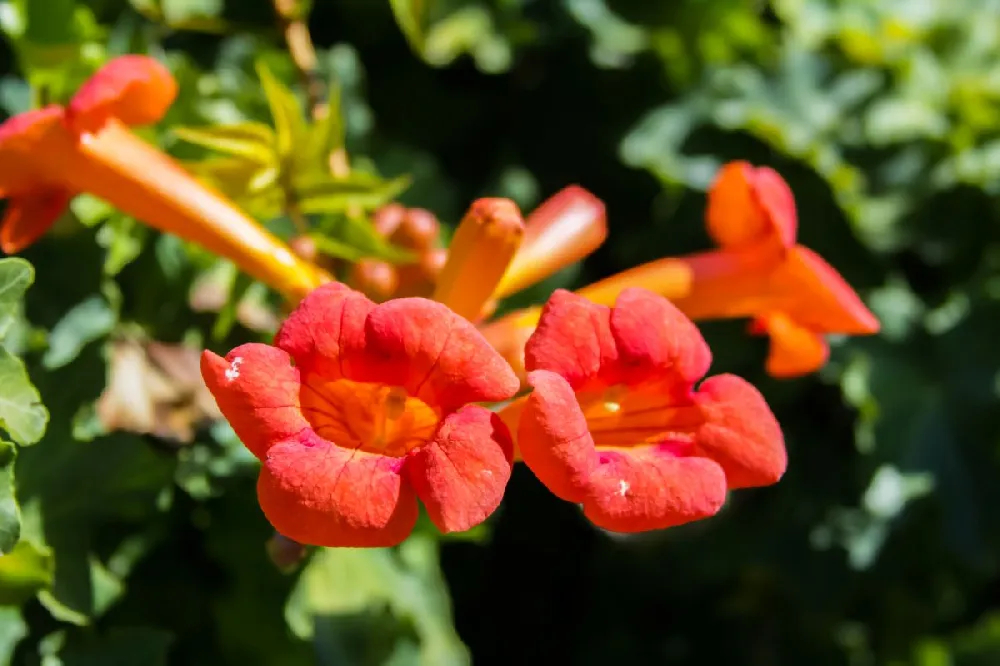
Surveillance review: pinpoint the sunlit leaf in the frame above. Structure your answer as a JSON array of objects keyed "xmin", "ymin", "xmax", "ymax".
[
  {"xmin": 297, "ymin": 174, "xmax": 411, "ymax": 215},
  {"xmin": 173, "ymin": 123, "xmax": 277, "ymax": 164},
  {"xmin": 0, "ymin": 607, "xmax": 26, "ymax": 663},
  {"xmin": 0, "ymin": 349, "xmax": 47, "ymax": 447},
  {"xmin": 390, "ymin": 0, "xmax": 433, "ymax": 53},
  {"xmin": 0, "ymin": 539, "xmax": 54, "ymax": 606},
  {"xmin": 308, "ymin": 85, "xmax": 345, "ymax": 163},
  {"xmin": 286, "ymin": 534, "xmax": 469, "ymax": 666},
  {"xmin": 42, "ymin": 296, "xmax": 117, "ymax": 370},
  {"xmin": 0, "ymin": 440, "xmax": 19, "ymax": 555},
  {"xmin": 0, "ymin": 259, "xmax": 33, "ymax": 342},
  {"xmin": 256, "ymin": 61, "xmax": 306, "ymax": 160}
]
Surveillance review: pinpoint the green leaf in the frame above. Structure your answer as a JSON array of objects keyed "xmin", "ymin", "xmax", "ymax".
[
  {"xmin": 96, "ymin": 216, "xmax": 148, "ymax": 277},
  {"xmin": 173, "ymin": 123, "xmax": 277, "ymax": 164},
  {"xmin": 0, "ymin": 539, "xmax": 54, "ymax": 606},
  {"xmin": 256, "ymin": 61, "xmax": 306, "ymax": 160},
  {"xmin": 24, "ymin": 0, "xmax": 76, "ymax": 46},
  {"xmin": 0, "ymin": 258, "xmax": 34, "ymax": 342},
  {"xmin": 43, "ymin": 296, "xmax": 117, "ymax": 370},
  {"xmin": 310, "ymin": 85, "xmax": 346, "ymax": 161},
  {"xmin": 0, "ymin": 440, "xmax": 20, "ymax": 554},
  {"xmin": 0, "ymin": 607, "xmax": 27, "ymax": 663},
  {"xmin": 0, "ymin": 348, "xmax": 48, "ymax": 446},
  {"xmin": 390, "ymin": 0, "xmax": 433, "ymax": 53},
  {"xmin": 286, "ymin": 534, "xmax": 469, "ymax": 666},
  {"xmin": 297, "ymin": 174, "xmax": 412, "ymax": 215}
]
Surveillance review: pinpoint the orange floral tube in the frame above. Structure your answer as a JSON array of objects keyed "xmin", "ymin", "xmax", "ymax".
[
  {"xmin": 481, "ymin": 161, "xmax": 880, "ymax": 379},
  {"xmin": 431, "ymin": 198, "xmax": 525, "ymax": 321},
  {"xmin": 0, "ymin": 55, "xmax": 329, "ymax": 303}
]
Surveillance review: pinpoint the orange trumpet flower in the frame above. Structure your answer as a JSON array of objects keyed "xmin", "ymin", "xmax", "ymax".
[
  {"xmin": 482, "ymin": 161, "xmax": 879, "ymax": 378},
  {"xmin": 0, "ymin": 55, "xmax": 329, "ymax": 302},
  {"xmin": 511, "ymin": 288, "xmax": 785, "ymax": 532},
  {"xmin": 201, "ymin": 282, "xmax": 519, "ymax": 547}
]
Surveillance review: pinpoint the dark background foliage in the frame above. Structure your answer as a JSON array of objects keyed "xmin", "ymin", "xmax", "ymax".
[{"xmin": 1, "ymin": 0, "xmax": 999, "ymax": 664}]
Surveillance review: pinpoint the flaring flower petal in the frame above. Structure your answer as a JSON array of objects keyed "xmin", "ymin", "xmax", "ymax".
[
  {"xmin": 66, "ymin": 55, "xmax": 178, "ymax": 135},
  {"xmin": 608, "ymin": 288, "xmax": 711, "ymax": 387},
  {"xmin": 0, "ymin": 189, "xmax": 72, "ymax": 254},
  {"xmin": 200, "ymin": 344, "xmax": 309, "ymax": 459},
  {"xmin": 523, "ymin": 289, "xmax": 617, "ymax": 389},
  {"xmin": 258, "ymin": 429, "xmax": 418, "ymax": 548},
  {"xmin": 751, "ymin": 166, "xmax": 797, "ymax": 248},
  {"xmin": 358, "ymin": 297, "xmax": 520, "ymax": 410},
  {"xmin": 520, "ymin": 370, "xmax": 728, "ymax": 532},
  {"xmin": 707, "ymin": 161, "xmax": 796, "ymax": 250},
  {"xmin": 752, "ymin": 312, "xmax": 829, "ymax": 377},
  {"xmin": 520, "ymin": 370, "xmax": 597, "ymax": 502},
  {"xmin": 0, "ymin": 106, "xmax": 67, "ymax": 195},
  {"xmin": 406, "ymin": 405, "xmax": 513, "ymax": 533},
  {"xmin": 582, "ymin": 447, "xmax": 727, "ymax": 533},
  {"xmin": 274, "ymin": 282, "xmax": 373, "ymax": 379},
  {"xmin": 693, "ymin": 374, "xmax": 787, "ymax": 489},
  {"xmin": 778, "ymin": 246, "xmax": 880, "ymax": 335}
]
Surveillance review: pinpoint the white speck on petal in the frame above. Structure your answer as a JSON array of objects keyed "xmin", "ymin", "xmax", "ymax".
[
  {"xmin": 225, "ymin": 356, "xmax": 243, "ymax": 381},
  {"xmin": 618, "ymin": 479, "xmax": 630, "ymax": 497}
]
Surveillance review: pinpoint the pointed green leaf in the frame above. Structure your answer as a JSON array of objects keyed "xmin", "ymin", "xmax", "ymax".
[
  {"xmin": 96, "ymin": 215, "xmax": 148, "ymax": 277},
  {"xmin": 297, "ymin": 174, "xmax": 411, "ymax": 215},
  {"xmin": 309, "ymin": 85, "xmax": 346, "ymax": 161},
  {"xmin": 0, "ymin": 440, "xmax": 19, "ymax": 555},
  {"xmin": 42, "ymin": 296, "xmax": 117, "ymax": 370},
  {"xmin": 173, "ymin": 123, "xmax": 277, "ymax": 164},
  {"xmin": 0, "ymin": 349, "xmax": 47, "ymax": 446},
  {"xmin": 0, "ymin": 540, "xmax": 54, "ymax": 606},
  {"xmin": 0, "ymin": 259, "xmax": 33, "ymax": 342},
  {"xmin": 256, "ymin": 62, "xmax": 306, "ymax": 160},
  {"xmin": 0, "ymin": 607, "xmax": 27, "ymax": 663},
  {"xmin": 286, "ymin": 534, "xmax": 469, "ymax": 666},
  {"xmin": 390, "ymin": 0, "xmax": 433, "ymax": 53},
  {"xmin": 306, "ymin": 233, "xmax": 369, "ymax": 262}
]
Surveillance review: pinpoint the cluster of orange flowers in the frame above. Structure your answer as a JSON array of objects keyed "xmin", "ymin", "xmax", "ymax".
[{"xmin": 0, "ymin": 57, "xmax": 880, "ymax": 546}]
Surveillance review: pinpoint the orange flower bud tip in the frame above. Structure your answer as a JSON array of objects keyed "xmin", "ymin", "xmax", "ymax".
[
  {"xmin": 391, "ymin": 208, "xmax": 440, "ymax": 251},
  {"xmin": 432, "ymin": 198, "xmax": 525, "ymax": 321},
  {"xmin": 66, "ymin": 55, "xmax": 178, "ymax": 135},
  {"xmin": 349, "ymin": 259, "xmax": 399, "ymax": 301},
  {"xmin": 201, "ymin": 283, "xmax": 521, "ymax": 547},
  {"xmin": 372, "ymin": 203, "xmax": 407, "ymax": 238},
  {"xmin": 495, "ymin": 185, "xmax": 607, "ymax": 299}
]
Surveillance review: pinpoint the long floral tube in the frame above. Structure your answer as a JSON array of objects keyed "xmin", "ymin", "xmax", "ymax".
[{"xmin": 0, "ymin": 55, "xmax": 330, "ymax": 303}]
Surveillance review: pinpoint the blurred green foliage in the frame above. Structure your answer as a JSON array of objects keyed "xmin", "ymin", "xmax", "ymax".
[{"xmin": 0, "ymin": 0, "xmax": 998, "ymax": 664}]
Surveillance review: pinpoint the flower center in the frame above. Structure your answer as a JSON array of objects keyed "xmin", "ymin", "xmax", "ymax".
[
  {"xmin": 300, "ymin": 375, "xmax": 441, "ymax": 457},
  {"xmin": 578, "ymin": 381, "xmax": 703, "ymax": 450}
]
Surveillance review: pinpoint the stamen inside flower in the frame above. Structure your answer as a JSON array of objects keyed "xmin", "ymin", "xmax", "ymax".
[
  {"xmin": 575, "ymin": 382, "xmax": 703, "ymax": 450},
  {"xmin": 300, "ymin": 377, "xmax": 440, "ymax": 456}
]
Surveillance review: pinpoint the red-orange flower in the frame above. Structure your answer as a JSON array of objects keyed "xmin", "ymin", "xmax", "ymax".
[
  {"xmin": 0, "ymin": 55, "xmax": 328, "ymax": 302},
  {"xmin": 513, "ymin": 288, "xmax": 785, "ymax": 533},
  {"xmin": 201, "ymin": 283, "xmax": 520, "ymax": 547}
]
